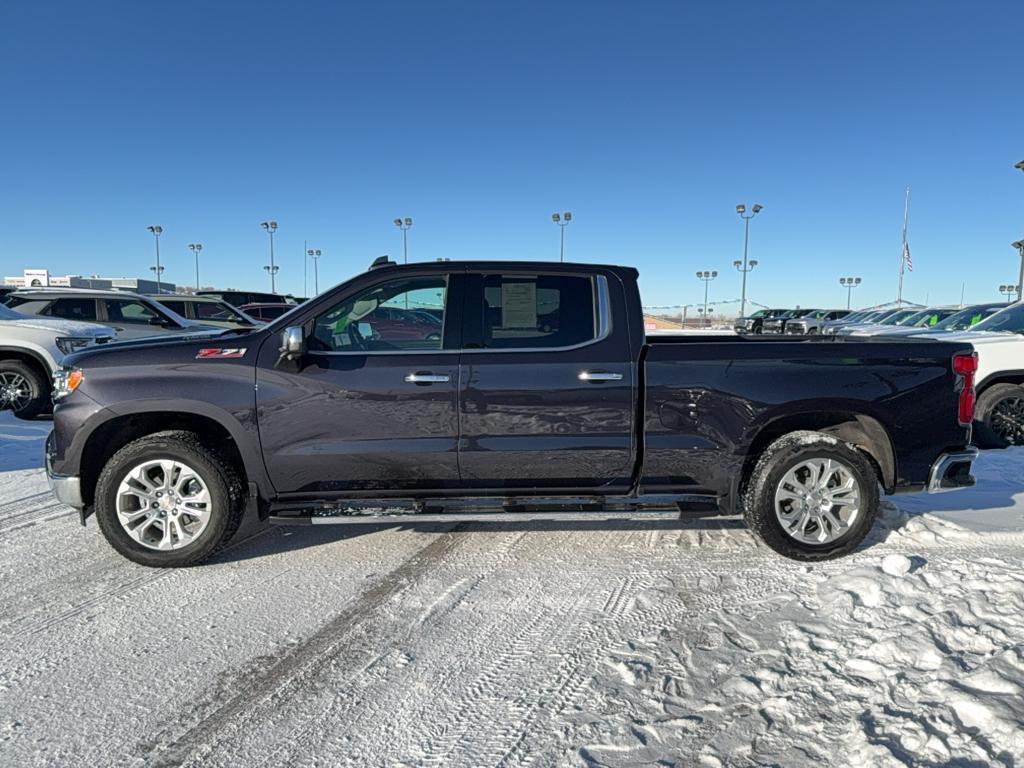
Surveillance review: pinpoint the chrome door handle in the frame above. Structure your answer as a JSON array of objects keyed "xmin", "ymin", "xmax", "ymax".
[
  {"xmin": 578, "ymin": 370, "xmax": 623, "ymax": 382},
  {"xmin": 404, "ymin": 372, "xmax": 451, "ymax": 384}
]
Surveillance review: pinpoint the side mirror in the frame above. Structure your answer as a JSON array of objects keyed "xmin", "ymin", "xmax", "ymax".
[
  {"xmin": 148, "ymin": 316, "xmax": 169, "ymax": 326},
  {"xmin": 277, "ymin": 326, "xmax": 305, "ymax": 369}
]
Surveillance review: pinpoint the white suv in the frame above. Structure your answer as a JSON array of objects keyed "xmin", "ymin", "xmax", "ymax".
[
  {"xmin": 0, "ymin": 303, "xmax": 115, "ymax": 419},
  {"xmin": 912, "ymin": 302, "xmax": 1024, "ymax": 448}
]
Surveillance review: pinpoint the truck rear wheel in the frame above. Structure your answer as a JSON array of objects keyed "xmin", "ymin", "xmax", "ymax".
[
  {"xmin": 94, "ymin": 431, "xmax": 244, "ymax": 567},
  {"xmin": 742, "ymin": 430, "xmax": 879, "ymax": 561},
  {"xmin": 974, "ymin": 383, "xmax": 1024, "ymax": 448},
  {"xmin": 0, "ymin": 359, "xmax": 48, "ymax": 420}
]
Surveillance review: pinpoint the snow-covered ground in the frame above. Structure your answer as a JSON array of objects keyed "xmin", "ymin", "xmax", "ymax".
[{"xmin": 1, "ymin": 411, "xmax": 1023, "ymax": 766}]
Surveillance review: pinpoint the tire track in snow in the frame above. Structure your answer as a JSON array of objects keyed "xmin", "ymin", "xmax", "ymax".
[{"xmin": 143, "ymin": 526, "xmax": 467, "ymax": 768}]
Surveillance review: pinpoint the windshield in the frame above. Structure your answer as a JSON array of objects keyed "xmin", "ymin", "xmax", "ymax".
[
  {"xmin": 879, "ymin": 309, "xmax": 918, "ymax": 325},
  {"xmin": 838, "ymin": 311, "xmax": 867, "ymax": 322},
  {"xmin": 905, "ymin": 308, "xmax": 957, "ymax": 327},
  {"xmin": 0, "ymin": 304, "xmax": 26, "ymax": 321},
  {"xmin": 933, "ymin": 305, "xmax": 1004, "ymax": 331},
  {"xmin": 972, "ymin": 303, "xmax": 1024, "ymax": 333}
]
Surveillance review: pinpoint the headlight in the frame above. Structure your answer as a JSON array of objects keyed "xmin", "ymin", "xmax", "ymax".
[
  {"xmin": 52, "ymin": 368, "xmax": 84, "ymax": 401},
  {"xmin": 55, "ymin": 337, "xmax": 93, "ymax": 355}
]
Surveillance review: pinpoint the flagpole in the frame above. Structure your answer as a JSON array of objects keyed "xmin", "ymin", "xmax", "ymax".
[{"xmin": 897, "ymin": 185, "xmax": 910, "ymax": 306}]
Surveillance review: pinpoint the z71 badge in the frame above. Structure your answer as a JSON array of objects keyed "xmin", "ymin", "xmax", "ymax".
[{"xmin": 196, "ymin": 348, "xmax": 247, "ymax": 359}]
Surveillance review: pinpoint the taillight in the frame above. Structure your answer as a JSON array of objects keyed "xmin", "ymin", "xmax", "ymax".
[{"xmin": 953, "ymin": 352, "xmax": 978, "ymax": 426}]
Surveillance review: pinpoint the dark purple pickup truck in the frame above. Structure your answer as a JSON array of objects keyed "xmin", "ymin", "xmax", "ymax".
[{"xmin": 47, "ymin": 259, "xmax": 979, "ymax": 567}]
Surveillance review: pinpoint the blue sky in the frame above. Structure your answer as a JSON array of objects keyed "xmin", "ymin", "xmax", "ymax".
[{"xmin": 1, "ymin": 1, "xmax": 1022, "ymax": 311}]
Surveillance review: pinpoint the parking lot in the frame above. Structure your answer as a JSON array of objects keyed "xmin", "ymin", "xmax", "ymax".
[{"xmin": 0, "ymin": 413, "xmax": 1022, "ymax": 766}]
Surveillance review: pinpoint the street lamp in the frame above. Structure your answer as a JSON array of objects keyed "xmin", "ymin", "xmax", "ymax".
[
  {"xmin": 306, "ymin": 248, "xmax": 322, "ymax": 294},
  {"xmin": 999, "ymin": 284, "xmax": 1020, "ymax": 303},
  {"xmin": 147, "ymin": 225, "xmax": 163, "ymax": 294},
  {"xmin": 393, "ymin": 217, "xmax": 413, "ymax": 264},
  {"xmin": 839, "ymin": 276, "xmax": 862, "ymax": 309},
  {"xmin": 696, "ymin": 270, "xmax": 718, "ymax": 328},
  {"xmin": 734, "ymin": 203, "xmax": 763, "ymax": 318},
  {"xmin": 187, "ymin": 243, "xmax": 203, "ymax": 292},
  {"xmin": 552, "ymin": 211, "xmax": 573, "ymax": 262},
  {"xmin": 1013, "ymin": 240, "xmax": 1024, "ymax": 302},
  {"xmin": 260, "ymin": 221, "xmax": 278, "ymax": 292}
]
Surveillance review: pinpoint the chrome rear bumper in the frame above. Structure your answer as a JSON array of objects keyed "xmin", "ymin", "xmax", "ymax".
[{"xmin": 928, "ymin": 448, "xmax": 979, "ymax": 493}]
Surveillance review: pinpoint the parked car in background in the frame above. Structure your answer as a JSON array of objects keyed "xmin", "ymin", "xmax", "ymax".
[
  {"xmin": 923, "ymin": 303, "xmax": 1007, "ymax": 332},
  {"xmin": 0, "ymin": 302, "xmax": 114, "ymax": 419},
  {"xmin": 734, "ymin": 308, "xmax": 788, "ymax": 334},
  {"xmin": 197, "ymin": 290, "xmax": 297, "ymax": 308},
  {"xmin": 147, "ymin": 295, "xmax": 261, "ymax": 330},
  {"xmin": 761, "ymin": 308, "xmax": 817, "ymax": 334},
  {"xmin": 834, "ymin": 308, "xmax": 921, "ymax": 336},
  {"xmin": 5, "ymin": 289, "xmax": 221, "ymax": 340},
  {"xmin": 239, "ymin": 302, "xmax": 296, "ymax": 322},
  {"xmin": 908, "ymin": 302, "xmax": 1024, "ymax": 448},
  {"xmin": 866, "ymin": 304, "xmax": 1003, "ymax": 338},
  {"xmin": 783, "ymin": 309, "xmax": 850, "ymax": 335},
  {"xmin": 844, "ymin": 307, "xmax": 960, "ymax": 337},
  {"xmin": 819, "ymin": 309, "xmax": 874, "ymax": 336},
  {"xmin": 48, "ymin": 259, "xmax": 979, "ymax": 567}
]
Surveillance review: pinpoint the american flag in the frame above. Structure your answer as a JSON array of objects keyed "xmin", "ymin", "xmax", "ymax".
[{"xmin": 903, "ymin": 242, "xmax": 913, "ymax": 272}]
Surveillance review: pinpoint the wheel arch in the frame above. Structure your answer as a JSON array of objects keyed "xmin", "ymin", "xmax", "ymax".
[
  {"xmin": 0, "ymin": 346, "xmax": 54, "ymax": 390},
  {"xmin": 76, "ymin": 404, "xmax": 269, "ymax": 512},
  {"xmin": 976, "ymin": 370, "xmax": 1024, "ymax": 395},
  {"xmin": 741, "ymin": 410, "xmax": 896, "ymax": 494}
]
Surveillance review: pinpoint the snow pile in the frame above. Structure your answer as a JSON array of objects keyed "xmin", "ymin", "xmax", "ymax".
[{"xmin": 580, "ymin": 544, "xmax": 1024, "ymax": 766}]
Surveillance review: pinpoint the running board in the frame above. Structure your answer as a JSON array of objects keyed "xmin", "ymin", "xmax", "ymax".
[{"xmin": 269, "ymin": 507, "xmax": 723, "ymax": 526}]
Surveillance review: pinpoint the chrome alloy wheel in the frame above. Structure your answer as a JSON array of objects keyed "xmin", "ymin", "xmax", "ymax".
[
  {"xmin": 990, "ymin": 396, "xmax": 1024, "ymax": 446},
  {"xmin": 0, "ymin": 371, "xmax": 31, "ymax": 412},
  {"xmin": 774, "ymin": 458, "xmax": 861, "ymax": 545},
  {"xmin": 116, "ymin": 459, "xmax": 212, "ymax": 550}
]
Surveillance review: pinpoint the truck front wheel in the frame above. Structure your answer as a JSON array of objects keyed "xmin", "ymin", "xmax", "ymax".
[
  {"xmin": 94, "ymin": 431, "xmax": 244, "ymax": 567},
  {"xmin": 742, "ymin": 431, "xmax": 879, "ymax": 561}
]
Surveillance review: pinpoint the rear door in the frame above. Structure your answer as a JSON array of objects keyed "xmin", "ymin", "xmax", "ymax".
[{"xmin": 456, "ymin": 270, "xmax": 636, "ymax": 491}]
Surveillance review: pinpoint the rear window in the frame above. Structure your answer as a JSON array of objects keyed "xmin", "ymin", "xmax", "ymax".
[
  {"xmin": 46, "ymin": 298, "xmax": 98, "ymax": 321},
  {"xmin": 160, "ymin": 301, "xmax": 188, "ymax": 317},
  {"xmin": 480, "ymin": 274, "xmax": 596, "ymax": 349}
]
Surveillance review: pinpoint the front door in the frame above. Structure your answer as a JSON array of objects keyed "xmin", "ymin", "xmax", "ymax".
[
  {"xmin": 457, "ymin": 271, "xmax": 636, "ymax": 491},
  {"xmin": 256, "ymin": 272, "xmax": 461, "ymax": 495}
]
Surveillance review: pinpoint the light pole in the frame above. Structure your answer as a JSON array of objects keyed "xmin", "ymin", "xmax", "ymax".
[
  {"xmin": 839, "ymin": 276, "xmax": 862, "ymax": 309},
  {"xmin": 696, "ymin": 270, "xmax": 717, "ymax": 328},
  {"xmin": 147, "ymin": 225, "xmax": 163, "ymax": 294},
  {"xmin": 393, "ymin": 217, "xmax": 413, "ymax": 264},
  {"xmin": 1013, "ymin": 240, "xmax": 1024, "ymax": 302},
  {"xmin": 260, "ymin": 221, "xmax": 278, "ymax": 292},
  {"xmin": 551, "ymin": 211, "xmax": 572, "ymax": 262},
  {"xmin": 999, "ymin": 284, "xmax": 1020, "ymax": 303},
  {"xmin": 734, "ymin": 204, "xmax": 763, "ymax": 318},
  {"xmin": 187, "ymin": 243, "xmax": 203, "ymax": 292},
  {"xmin": 307, "ymin": 248, "xmax": 322, "ymax": 294}
]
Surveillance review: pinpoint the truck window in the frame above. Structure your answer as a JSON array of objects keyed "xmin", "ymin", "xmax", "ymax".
[
  {"xmin": 310, "ymin": 275, "xmax": 447, "ymax": 352},
  {"xmin": 47, "ymin": 298, "xmax": 98, "ymax": 321},
  {"xmin": 480, "ymin": 274, "xmax": 596, "ymax": 349}
]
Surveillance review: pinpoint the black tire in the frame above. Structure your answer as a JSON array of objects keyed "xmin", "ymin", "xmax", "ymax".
[
  {"xmin": 974, "ymin": 383, "xmax": 1024, "ymax": 449},
  {"xmin": 94, "ymin": 430, "xmax": 245, "ymax": 567},
  {"xmin": 742, "ymin": 430, "xmax": 880, "ymax": 561},
  {"xmin": 0, "ymin": 359, "xmax": 49, "ymax": 420}
]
